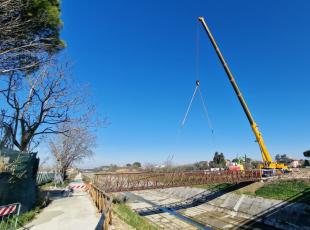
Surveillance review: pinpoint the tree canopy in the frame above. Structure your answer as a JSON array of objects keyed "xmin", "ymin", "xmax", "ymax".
[
  {"xmin": 0, "ymin": 0, "xmax": 64, "ymax": 74},
  {"xmin": 275, "ymin": 154, "xmax": 292, "ymax": 164},
  {"xmin": 211, "ymin": 152, "xmax": 226, "ymax": 168},
  {"xmin": 132, "ymin": 162, "xmax": 141, "ymax": 168}
]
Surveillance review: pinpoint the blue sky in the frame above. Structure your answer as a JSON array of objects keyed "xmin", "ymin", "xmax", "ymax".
[{"xmin": 59, "ymin": 1, "xmax": 310, "ymax": 167}]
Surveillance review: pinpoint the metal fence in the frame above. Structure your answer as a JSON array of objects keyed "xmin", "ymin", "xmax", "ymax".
[
  {"xmin": 36, "ymin": 172, "xmax": 55, "ymax": 185},
  {"xmin": 0, "ymin": 203, "xmax": 21, "ymax": 230}
]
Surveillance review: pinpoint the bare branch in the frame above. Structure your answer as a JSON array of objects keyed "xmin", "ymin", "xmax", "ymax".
[
  {"xmin": 49, "ymin": 125, "xmax": 96, "ymax": 179},
  {"xmin": 0, "ymin": 60, "xmax": 87, "ymax": 152}
]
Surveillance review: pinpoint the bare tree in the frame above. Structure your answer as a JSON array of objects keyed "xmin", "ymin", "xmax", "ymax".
[
  {"xmin": 163, "ymin": 154, "xmax": 174, "ymax": 170},
  {"xmin": 49, "ymin": 125, "xmax": 96, "ymax": 180},
  {"xmin": 38, "ymin": 156, "xmax": 50, "ymax": 170},
  {"xmin": 143, "ymin": 162, "xmax": 156, "ymax": 172},
  {"xmin": 0, "ymin": 61, "xmax": 83, "ymax": 152},
  {"xmin": 0, "ymin": 110, "xmax": 14, "ymax": 148}
]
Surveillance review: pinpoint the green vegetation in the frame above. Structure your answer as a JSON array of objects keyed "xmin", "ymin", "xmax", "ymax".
[
  {"xmin": 132, "ymin": 162, "xmax": 142, "ymax": 168},
  {"xmin": 0, "ymin": 0, "xmax": 64, "ymax": 75},
  {"xmin": 193, "ymin": 183, "xmax": 232, "ymax": 191},
  {"xmin": 39, "ymin": 181, "xmax": 54, "ymax": 189},
  {"xmin": 39, "ymin": 180, "xmax": 69, "ymax": 189},
  {"xmin": 113, "ymin": 204, "xmax": 158, "ymax": 230},
  {"xmin": 0, "ymin": 206, "xmax": 41, "ymax": 230},
  {"xmin": 210, "ymin": 152, "xmax": 226, "ymax": 168},
  {"xmin": 194, "ymin": 180, "xmax": 310, "ymax": 205},
  {"xmin": 16, "ymin": 207, "xmax": 40, "ymax": 228},
  {"xmin": 255, "ymin": 180, "xmax": 310, "ymax": 204},
  {"xmin": 82, "ymin": 175, "xmax": 91, "ymax": 184},
  {"xmin": 10, "ymin": 188, "xmax": 53, "ymax": 229},
  {"xmin": 275, "ymin": 154, "xmax": 292, "ymax": 164},
  {"xmin": 1, "ymin": 185, "xmax": 58, "ymax": 229}
]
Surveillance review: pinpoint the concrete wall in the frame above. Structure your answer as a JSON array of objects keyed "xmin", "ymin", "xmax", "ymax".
[
  {"xmin": 198, "ymin": 192, "xmax": 310, "ymax": 230},
  {"xmin": 157, "ymin": 186, "xmax": 310, "ymax": 229}
]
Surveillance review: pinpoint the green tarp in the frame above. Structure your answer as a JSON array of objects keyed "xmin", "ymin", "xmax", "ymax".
[{"xmin": 0, "ymin": 148, "xmax": 39, "ymax": 212}]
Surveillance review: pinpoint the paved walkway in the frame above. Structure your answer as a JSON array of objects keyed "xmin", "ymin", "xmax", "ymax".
[{"xmin": 25, "ymin": 175, "xmax": 98, "ymax": 230}]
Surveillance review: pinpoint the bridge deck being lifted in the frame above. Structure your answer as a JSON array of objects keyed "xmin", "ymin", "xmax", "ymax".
[{"xmin": 92, "ymin": 170, "xmax": 262, "ymax": 193}]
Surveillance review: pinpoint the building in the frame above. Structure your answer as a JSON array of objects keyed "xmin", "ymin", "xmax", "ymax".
[{"xmin": 289, "ymin": 159, "xmax": 301, "ymax": 168}]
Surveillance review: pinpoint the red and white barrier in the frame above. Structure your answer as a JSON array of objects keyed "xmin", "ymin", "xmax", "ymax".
[
  {"xmin": 68, "ymin": 174, "xmax": 90, "ymax": 192},
  {"xmin": 69, "ymin": 183, "xmax": 90, "ymax": 191},
  {"xmin": 0, "ymin": 203, "xmax": 21, "ymax": 229},
  {"xmin": 0, "ymin": 203, "xmax": 18, "ymax": 217},
  {"xmin": 70, "ymin": 184, "xmax": 86, "ymax": 189}
]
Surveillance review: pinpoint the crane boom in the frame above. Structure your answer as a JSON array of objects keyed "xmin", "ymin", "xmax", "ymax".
[{"xmin": 198, "ymin": 17, "xmax": 285, "ymax": 168}]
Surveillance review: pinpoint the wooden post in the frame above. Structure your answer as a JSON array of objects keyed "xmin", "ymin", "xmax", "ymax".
[
  {"xmin": 96, "ymin": 189, "xmax": 99, "ymax": 208},
  {"xmin": 104, "ymin": 215, "xmax": 109, "ymax": 230},
  {"xmin": 89, "ymin": 184, "xmax": 113, "ymax": 230},
  {"xmin": 108, "ymin": 207, "xmax": 112, "ymax": 225},
  {"xmin": 100, "ymin": 193, "xmax": 103, "ymax": 212}
]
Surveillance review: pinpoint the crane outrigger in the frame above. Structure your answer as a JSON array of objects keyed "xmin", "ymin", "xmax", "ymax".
[{"xmin": 198, "ymin": 17, "xmax": 287, "ymax": 170}]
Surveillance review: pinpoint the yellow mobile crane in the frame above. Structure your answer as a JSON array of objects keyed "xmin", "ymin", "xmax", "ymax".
[{"xmin": 198, "ymin": 17, "xmax": 288, "ymax": 170}]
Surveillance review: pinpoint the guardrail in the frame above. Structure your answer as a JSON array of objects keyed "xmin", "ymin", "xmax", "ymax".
[
  {"xmin": 36, "ymin": 172, "xmax": 55, "ymax": 185},
  {"xmin": 89, "ymin": 183, "xmax": 113, "ymax": 230},
  {"xmin": 0, "ymin": 203, "xmax": 21, "ymax": 230}
]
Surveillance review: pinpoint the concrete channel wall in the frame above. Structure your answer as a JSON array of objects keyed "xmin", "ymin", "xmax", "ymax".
[
  {"xmin": 164, "ymin": 187, "xmax": 310, "ymax": 230},
  {"xmin": 200, "ymin": 193, "xmax": 310, "ymax": 230}
]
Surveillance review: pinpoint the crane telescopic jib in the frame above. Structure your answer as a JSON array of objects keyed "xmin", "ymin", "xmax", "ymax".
[{"xmin": 198, "ymin": 17, "xmax": 287, "ymax": 170}]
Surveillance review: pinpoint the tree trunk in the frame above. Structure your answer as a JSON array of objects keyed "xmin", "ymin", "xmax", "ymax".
[{"xmin": 61, "ymin": 167, "xmax": 67, "ymax": 181}]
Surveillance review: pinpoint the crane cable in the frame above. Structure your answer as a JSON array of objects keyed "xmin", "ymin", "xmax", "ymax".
[
  {"xmin": 198, "ymin": 86, "xmax": 214, "ymax": 134},
  {"xmin": 180, "ymin": 80, "xmax": 214, "ymax": 134},
  {"xmin": 180, "ymin": 23, "xmax": 214, "ymax": 133},
  {"xmin": 180, "ymin": 82, "xmax": 198, "ymax": 128}
]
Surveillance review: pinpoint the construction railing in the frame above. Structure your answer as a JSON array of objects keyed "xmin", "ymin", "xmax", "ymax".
[
  {"xmin": 89, "ymin": 183, "xmax": 113, "ymax": 230},
  {"xmin": 0, "ymin": 203, "xmax": 21, "ymax": 230},
  {"xmin": 93, "ymin": 170, "xmax": 262, "ymax": 193}
]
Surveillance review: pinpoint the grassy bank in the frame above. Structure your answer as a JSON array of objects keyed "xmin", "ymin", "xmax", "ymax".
[
  {"xmin": 255, "ymin": 180, "xmax": 310, "ymax": 204},
  {"xmin": 113, "ymin": 204, "xmax": 158, "ymax": 230},
  {"xmin": 193, "ymin": 180, "xmax": 310, "ymax": 205},
  {"xmin": 16, "ymin": 207, "xmax": 41, "ymax": 228}
]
